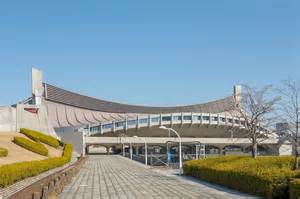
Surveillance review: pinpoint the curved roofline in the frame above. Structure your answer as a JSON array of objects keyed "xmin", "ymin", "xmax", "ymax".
[{"xmin": 44, "ymin": 83, "xmax": 235, "ymax": 114}]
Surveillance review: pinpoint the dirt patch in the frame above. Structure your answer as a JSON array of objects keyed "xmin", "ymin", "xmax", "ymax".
[{"xmin": 0, "ymin": 132, "xmax": 63, "ymax": 166}]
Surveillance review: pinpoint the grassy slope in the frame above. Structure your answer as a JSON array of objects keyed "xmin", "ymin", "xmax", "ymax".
[{"xmin": 0, "ymin": 132, "xmax": 62, "ymax": 166}]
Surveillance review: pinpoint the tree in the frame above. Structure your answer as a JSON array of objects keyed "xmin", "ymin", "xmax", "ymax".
[
  {"xmin": 277, "ymin": 79, "xmax": 300, "ymax": 168},
  {"xmin": 233, "ymin": 85, "xmax": 280, "ymax": 158}
]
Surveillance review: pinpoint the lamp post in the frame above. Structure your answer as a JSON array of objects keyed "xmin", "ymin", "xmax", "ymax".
[
  {"xmin": 133, "ymin": 136, "xmax": 148, "ymax": 166},
  {"xmin": 159, "ymin": 126, "xmax": 183, "ymax": 175}
]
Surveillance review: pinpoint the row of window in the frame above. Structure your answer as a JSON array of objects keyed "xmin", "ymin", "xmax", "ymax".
[{"xmin": 91, "ymin": 116, "xmax": 245, "ymax": 132}]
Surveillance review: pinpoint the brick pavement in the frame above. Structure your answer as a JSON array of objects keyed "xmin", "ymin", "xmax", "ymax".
[{"xmin": 59, "ymin": 155, "xmax": 259, "ymax": 199}]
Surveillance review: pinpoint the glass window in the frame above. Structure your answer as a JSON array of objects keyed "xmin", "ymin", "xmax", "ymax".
[
  {"xmin": 127, "ymin": 120, "xmax": 137, "ymax": 125},
  {"xmin": 221, "ymin": 117, "xmax": 226, "ymax": 122},
  {"xmin": 228, "ymin": 119, "xmax": 233, "ymax": 123},
  {"xmin": 235, "ymin": 119, "xmax": 240, "ymax": 124},
  {"xmin": 173, "ymin": 116, "xmax": 182, "ymax": 120},
  {"xmin": 140, "ymin": 118, "xmax": 148, "ymax": 124},
  {"xmin": 203, "ymin": 116, "xmax": 210, "ymax": 121},
  {"xmin": 183, "ymin": 116, "xmax": 192, "ymax": 120},
  {"xmin": 151, "ymin": 117, "xmax": 160, "ymax": 123},
  {"xmin": 116, "ymin": 121, "xmax": 125, "ymax": 127},
  {"xmin": 103, "ymin": 123, "xmax": 113, "ymax": 129},
  {"xmin": 212, "ymin": 117, "xmax": 218, "ymax": 121},
  {"xmin": 90, "ymin": 126, "xmax": 100, "ymax": 132},
  {"xmin": 162, "ymin": 116, "xmax": 171, "ymax": 121},
  {"xmin": 192, "ymin": 115, "xmax": 200, "ymax": 121}
]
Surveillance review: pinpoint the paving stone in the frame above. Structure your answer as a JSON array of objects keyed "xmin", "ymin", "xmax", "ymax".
[{"xmin": 58, "ymin": 155, "xmax": 260, "ymax": 199}]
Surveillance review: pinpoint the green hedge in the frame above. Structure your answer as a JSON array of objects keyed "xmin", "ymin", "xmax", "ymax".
[
  {"xmin": 183, "ymin": 156, "xmax": 299, "ymax": 199},
  {"xmin": 20, "ymin": 128, "xmax": 60, "ymax": 148},
  {"xmin": 290, "ymin": 179, "xmax": 300, "ymax": 199},
  {"xmin": 0, "ymin": 147, "xmax": 8, "ymax": 157},
  {"xmin": 0, "ymin": 143, "xmax": 73, "ymax": 188},
  {"xmin": 13, "ymin": 137, "xmax": 48, "ymax": 156}
]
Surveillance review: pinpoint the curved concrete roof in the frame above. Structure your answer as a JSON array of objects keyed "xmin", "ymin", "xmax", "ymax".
[{"xmin": 44, "ymin": 84, "xmax": 235, "ymax": 114}]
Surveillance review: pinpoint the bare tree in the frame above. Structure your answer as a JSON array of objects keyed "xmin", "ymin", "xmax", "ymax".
[
  {"xmin": 233, "ymin": 85, "xmax": 280, "ymax": 158},
  {"xmin": 277, "ymin": 79, "xmax": 300, "ymax": 168}
]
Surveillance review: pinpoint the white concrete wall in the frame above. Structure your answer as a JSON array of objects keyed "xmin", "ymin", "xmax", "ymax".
[
  {"xmin": 0, "ymin": 107, "xmax": 16, "ymax": 132},
  {"xmin": 279, "ymin": 141, "xmax": 293, "ymax": 156},
  {"xmin": 55, "ymin": 127, "xmax": 84, "ymax": 155},
  {"xmin": 16, "ymin": 104, "xmax": 57, "ymax": 137}
]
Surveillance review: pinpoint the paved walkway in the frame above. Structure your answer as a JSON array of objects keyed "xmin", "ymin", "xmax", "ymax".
[{"xmin": 59, "ymin": 155, "xmax": 258, "ymax": 199}]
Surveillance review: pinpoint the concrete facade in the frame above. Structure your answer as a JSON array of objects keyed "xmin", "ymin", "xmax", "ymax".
[{"xmin": 0, "ymin": 107, "xmax": 16, "ymax": 132}]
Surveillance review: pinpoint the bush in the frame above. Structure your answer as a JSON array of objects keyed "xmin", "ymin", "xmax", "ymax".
[
  {"xmin": 20, "ymin": 128, "xmax": 60, "ymax": 148},
  {"xmin": 183, "ymin": 156, "xmax": 299, "ymax": 199},
  {"xmin": 13, "ymin": 137, "xmax": 48, "ymax": 156},
  {"xmin": 0, "ymin": 147, "xmax": 8, "ymax": 157},
  {"xmin": 0, "ymin": 143, "xmax": 73, "ymax": 188},
  {"xmin": 290, "ymin": 179, "xmax": 300, "ymax": 199}
]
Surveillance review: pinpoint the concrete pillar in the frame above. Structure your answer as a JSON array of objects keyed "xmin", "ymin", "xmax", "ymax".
[
  {"xmin": 135, "ymin": 145, "xmax": 139, "ymax": 155},
  {"xmin": 122, "ymin": 144, "xmax": 125, "ymax": 157},
  {"xmin": 99, "ymin": 124, "xmax": 103, "ymax": 135},
  {"xmin": 145, "ymin": 142, "xmax": 148, "ymax": 165},
  {"xmin": 82, "ymin": 132, "xmax": 86, "ymax": 156},
  {"xmin": 234, "ymin": 85, "xmax": 242, "ymax": 105},
  {"xmin": 148, "ymin": 115, "xmax": 151, "ymax": 127},
  {"xmin": 130, "ymin": 143, "xmax": 133, "ymax": 160},
  {"xmin": 219, "ymin": 147, "xmax": 224, "ymax": 156},
  {"xmin": 112, "ymin": 121, "xmax": 115, "ymax": 132},
  {"xmin": 136, "ymin": 115, "xmax": 139, "ymax": 129},
  {"xmin": 125, "ymin": 117, "xmax": 128, "ymax": 131}
]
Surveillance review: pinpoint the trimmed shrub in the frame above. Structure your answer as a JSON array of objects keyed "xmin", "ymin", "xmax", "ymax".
[
  {"xmin": 183, "ymin": 156, "xmax": 299, "ymax": 199},
  {"xmin": 0, "ymin": 147, "xmax": 8, "ymax": 157},
  {"xmin": 0, "ymin": 143, "xmax": 73, "ymax": 188},
  {"xmin": 13, "ymin": 137, "xmax": 48, "ymax": 156},
  {"xmin": 290, "ymin": 179, "xmax": 300, "ymax": 199},
  {"xmin": 20, "ymin": 128, "xmax": 60, "ymax": 148}
]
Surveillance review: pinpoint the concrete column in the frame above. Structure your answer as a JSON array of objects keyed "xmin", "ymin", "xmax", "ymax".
[
  {"xmin": 145, "ymin": 142, "xmax": 148, "ymax": 165},
  {"xmin": 219, "ymin": 147, "xmax": 224, "ymax": 156},
  {"xmin": 82, "ymin": 131, "xmax": 86, "ymax": 156},
  {"xmin": 200, "ymin": 113, "xmax": 203, "ymax": 124},
  {"xmin": 181, "ymin": 112, "xmax": 183, "ymax": 125},
  {"xmin": 234, "ymin": 85, "xmax": 242, "ymax": 105},
  {"xmin": 122, "ymin": 144, "xmax": 125, "ymax": 157},
  {"xmin": 160, "ymin": 114, "xmax": 162, "ymax": 126},
  {"xmin": 87, "ymin": 124, "xmax": 91, "ymax": 136},
  {"xmin": 130, "ymin": 143, "xmax": 133, "ymax": 160},
  {"xmin": 112, "ymin": 121, "xmax": 115, "ymax": 132},
  {"xmin": 135, "ymin": 145, "xmax": 139, "ymax": 155},
  {"xmin": 148, "ymin": 115, "xmax": 151, "ymax": 127},
  {"xmin": 99, "ymin": 124, "xmax": 103, "ymax": 135}
]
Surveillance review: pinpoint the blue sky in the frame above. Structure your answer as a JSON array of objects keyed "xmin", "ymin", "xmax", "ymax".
[{"xmin": 0, "ymin": 0, "xmax": 299, "ymax": 106}]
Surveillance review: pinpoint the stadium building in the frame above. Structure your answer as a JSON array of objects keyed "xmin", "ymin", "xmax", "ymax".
[{"xmin": 0, "ymin": 68, "xmax": 292, "ymax": 158}]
